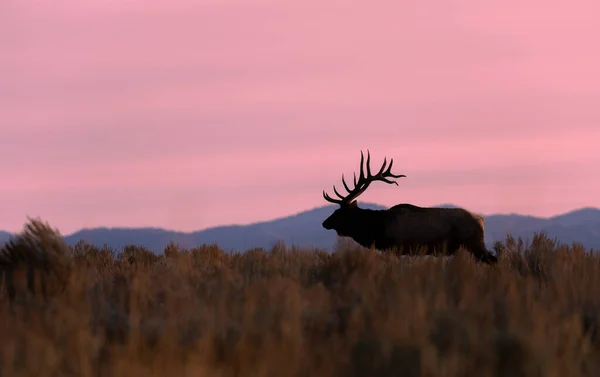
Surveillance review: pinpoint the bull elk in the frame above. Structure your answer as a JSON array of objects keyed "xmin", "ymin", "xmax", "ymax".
[{"xmin": 322, "ymin": 150, "xmax": 498, "ymax": 264}]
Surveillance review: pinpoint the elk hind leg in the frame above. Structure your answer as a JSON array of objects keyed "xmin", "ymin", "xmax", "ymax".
[{"xmin": 466, "ymin": 239, "xmax": 498, "ymax": 265}]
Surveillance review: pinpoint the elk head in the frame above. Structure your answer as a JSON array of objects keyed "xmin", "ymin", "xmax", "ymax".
[{"xmin": 322, "ymin": 150, "xmax": 406, "ymax": 236}]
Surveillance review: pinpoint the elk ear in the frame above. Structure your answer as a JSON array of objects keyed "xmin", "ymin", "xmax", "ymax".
[{"xmin": 350, "ymin": 200, "xmax": 358, "ymax": 207}]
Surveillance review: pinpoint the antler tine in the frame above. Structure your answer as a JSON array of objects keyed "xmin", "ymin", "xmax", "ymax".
[
  {"xmin": 376, "ymin": 156, "xmax": 388, "ymax": 176},
  {"xmin": 323, "ymin": 190, "xmax": 343, "ymax": 204},
  {"xmin": 365, "ymin": 149, "xmax": 372, "ymax": 178},
  {"xmin": 384, "ymin": 159, "xmax": 407, "ymax": 178},
  {"xmin": 358, "ymin": 150, "xmax": 366, "ymax": 182},
  {"xmin": 332, "ymin": 184, "xmax": 346, "ymax": 200},
  {"xmin": 341, "ymin": 174, "xmax": 353, "ymax": 194},
  {"xmin": 380, "ymin": 159, "xmax": 406, "ymax": 185}
]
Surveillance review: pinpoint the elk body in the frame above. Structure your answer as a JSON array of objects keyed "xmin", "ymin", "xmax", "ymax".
[{"xmin": 322, "ymin": 151, "xmax": 498, "ymax": 265}]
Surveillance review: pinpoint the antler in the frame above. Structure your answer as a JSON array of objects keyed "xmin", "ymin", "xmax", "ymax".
[{"xmin": 323, "ymin": 150, "xmax": 406, "ymax": 205}]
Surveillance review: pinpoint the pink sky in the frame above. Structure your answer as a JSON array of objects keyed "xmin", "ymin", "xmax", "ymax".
[{"xmin": 2, "ymin": 0, "xmax": 600, "ymax": 234}]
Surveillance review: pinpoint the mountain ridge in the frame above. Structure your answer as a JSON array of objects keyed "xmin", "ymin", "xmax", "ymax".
[{"xmin": 1, "ymin": 204, "xmax": 599, "ymax": 253}]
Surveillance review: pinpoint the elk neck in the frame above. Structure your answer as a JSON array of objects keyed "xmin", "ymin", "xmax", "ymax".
[{"xmin": 343, "ymin": 207, "xmax": 388, "ymax": 248}]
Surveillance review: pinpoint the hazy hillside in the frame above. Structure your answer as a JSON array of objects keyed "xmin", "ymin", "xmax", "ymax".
[
  {"xmin": 0, "ymin": 231, "xmax": 10, "ymax": 245},
  {"xmin": 2, "ymin": 204, "xmax": 599, "ymax": 253}
]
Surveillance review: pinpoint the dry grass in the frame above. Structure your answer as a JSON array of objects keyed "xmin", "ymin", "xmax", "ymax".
[{"xmin": 1, "ymin": 219, "xmax": 600, "ymax": 376}]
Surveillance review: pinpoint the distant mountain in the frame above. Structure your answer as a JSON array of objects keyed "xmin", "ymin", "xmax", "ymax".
[
  {"xmin": 58, "ymin": 203, "xmax": 385, "ymax": 253},
  {"xmin": 1, "ymin": 204, "xmax": 600, "ymax": 254},
  {"xmin": 484, "ymin": 207, "xmax": 600, "ymax": 249},
  {"xmin": 0, "ymin": 231, "xmax": 11, "ymax": 245}
]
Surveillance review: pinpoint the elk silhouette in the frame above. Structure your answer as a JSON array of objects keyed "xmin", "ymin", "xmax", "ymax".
[{"xmin": 322, "ymin": 150, "xmax": 498, "ymax": 264}]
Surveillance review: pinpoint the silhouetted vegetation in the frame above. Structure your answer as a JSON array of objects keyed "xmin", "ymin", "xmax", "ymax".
[{"xmin": 1, "ymin": 218, "xmax": 600, "ymax": 376}]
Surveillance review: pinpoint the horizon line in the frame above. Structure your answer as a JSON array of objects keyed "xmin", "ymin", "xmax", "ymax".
[{"xmin": 3, "ymin": 203, "xmax": 599, "ymax": 238}]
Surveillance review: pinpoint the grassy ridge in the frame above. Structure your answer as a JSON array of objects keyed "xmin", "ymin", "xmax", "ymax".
[{"xmin": 1, "ymin": 219, "xmax": 600, "ymax": 376}]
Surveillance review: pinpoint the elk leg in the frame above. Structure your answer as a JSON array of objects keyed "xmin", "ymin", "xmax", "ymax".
[
  {"xmin": 428, "ymin": 241, "xmax": 448, "ymax": 256},
  {"xmin": 446, "ymin": 238, "xmax": 461, "ymax": 256},
  {"xmin": 5, "ymin": 270, "xmax": 16, "ymax": 302},
  {"xmin": 467, "ymin": 240, "xmax": 498, "ymax": 265},
  {"xmin": 397, "ymin": 241, "xmax": 417, "ymax": 256},
  {"xmin": 27, "ymin": 266, "xmax": 35, "ymax": 297},
  {"xmin": 426, "ymin": 243, "xmax": 436, "ymax": 256}
]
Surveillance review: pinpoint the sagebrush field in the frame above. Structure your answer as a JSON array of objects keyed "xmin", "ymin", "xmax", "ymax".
[{"xmin": 1, "ymin": 219, "xmax": 600, "ymax": 377}]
